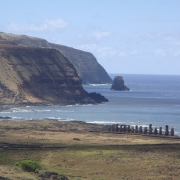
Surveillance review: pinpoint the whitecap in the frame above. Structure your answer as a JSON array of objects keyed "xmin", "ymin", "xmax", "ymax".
[
  {"xmin": 87, "ymin": 121, "xmax": 120, "ymax": 124},
  {"xmin": 88, "ymin": 84, "xmax": 108, "ymax": 86},
  {"xmin": 35, "ymin": 109, "xmax": 51, "ymax": 112}
]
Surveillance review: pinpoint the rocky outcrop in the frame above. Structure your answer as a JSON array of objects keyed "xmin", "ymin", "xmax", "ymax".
[
  {"xmin": 111, "ymin": 76, "xmax": 130, "ymax": 91},
  {"xmin": 0, "ymin": 40, "xmax": 108, "ymax": 105},
  {"xmin": 39, "ymin": 172, "xmax": 69, "ymax": 180},
  {"xmin": 0, "ymin": 176, "xmax": 11, "ymax": 180},
  {"xmin": 88, "ymin": 92, "xmax": 108, "ymax": 103},
  {"xmin": 0, "ymin": 32, "xmax": 112, "ymax": 84}
]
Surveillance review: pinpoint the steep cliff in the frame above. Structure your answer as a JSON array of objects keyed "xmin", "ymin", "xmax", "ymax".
[
  {"xmin": 0, "ymin": 40, "xmax": 105, "ymax": 105},
  {"xmin": 0, "ymin": 32, "xmax": 112, "ymax": 84}
]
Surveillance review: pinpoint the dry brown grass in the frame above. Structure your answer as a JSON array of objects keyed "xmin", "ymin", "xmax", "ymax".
[{"xmin": 0, "ymin": 120, "xmax": 180, "ymax": 180}]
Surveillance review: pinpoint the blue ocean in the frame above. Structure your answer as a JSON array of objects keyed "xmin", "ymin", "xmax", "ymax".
[{"xmin": 1, "ymin": 74, "xmax": 180, "ymax": 135}]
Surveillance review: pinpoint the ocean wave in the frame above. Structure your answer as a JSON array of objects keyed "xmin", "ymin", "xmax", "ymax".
[
  {"xmin": 11, "ymin": 116, "xmax": 23, "ymax": 120},
  {"xmin": 0, "ymin": 111, "xmax": 11, "ymax": 113},
  {"xmin": 56, "ymin": 110, "xmax": 74, "ymax": 113},
  {"xmin": 35, "ymin": 110, "xmax": 51, "ymax": 112},
  {"xmin": 45, "ymin": 117, "xmax": 62, "ymax": 120},
  {"xmin": 65, "ymin": 105, "xmax": 73, "ymax": 107},
  {"xmin": 87, "ymin": 121, "xmax": 121, "ymax": 124},
  {"xmin": 89, "ymin": 84, "xmax": 108, "ymax": 86},
  {"xmin": 45, "ymin": 117, "xmax": 75, "ymax": 121},
  {"xmin": 12, "ymin": 109, "xmax": 29, "ymax": 113},
  {"xmin": 81, "ymin": 104, "xmax": 93, "ymax": 106},
  {"xmin": 11, "ymin": 109, "xmax": 51, "ymax": 113},
  {"xmin": 175, "ymin": 131, "xmax": 180, "ymax": 135}
]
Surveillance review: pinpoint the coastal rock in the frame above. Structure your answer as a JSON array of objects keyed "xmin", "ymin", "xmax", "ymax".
[
  {"xmin": 0, "ymin": 32, "xmax": 112, "ymax": 84},
  {"xmin": 111, "ymin": 76, "xmax": 130, "ymax": 91},
  {"xmin": 88, "ymin": 92, "xmax": 109, "ymax": 103},
  {"xmin": 0, "ymin": 40, "xmax": 108, "ymax": 105}
]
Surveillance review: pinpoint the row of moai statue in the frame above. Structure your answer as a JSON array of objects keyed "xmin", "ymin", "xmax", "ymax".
[{"xmin": 109, "ymin": 124, "xmax": 174, "ymax": 136}]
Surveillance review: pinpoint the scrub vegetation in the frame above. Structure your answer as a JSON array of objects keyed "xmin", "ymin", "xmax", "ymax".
[{"xmin": 0, "ymin": 120, "xmax": 180, "ymax": 180}]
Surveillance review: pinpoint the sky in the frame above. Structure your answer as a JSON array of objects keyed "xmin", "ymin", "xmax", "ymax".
[{"xmin": 0, "ymin": 0, "xmax": 180, "ymax": 75}]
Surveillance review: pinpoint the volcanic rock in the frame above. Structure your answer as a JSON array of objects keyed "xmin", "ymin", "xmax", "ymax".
[
  {"xmin": 39, "ymin": 171, "xmax": 69, "ymax": 180},
  {"xmin": 88, "ymin": 92, "xmax": 109, "ymax": 103},
  {"xmin": 111, "ymin": 76, "xmax": 130, "ymax": 91},
  {"xmin": 0, "ymin": 176, "xmax": 11, "ymax": 180},
  {"xmin": 0, "ymin": 32, "xmax": 112, "ymax": 84},
  {"xmin": 0, "ymin": 40, "xmax": 108, "ymax": 105}
]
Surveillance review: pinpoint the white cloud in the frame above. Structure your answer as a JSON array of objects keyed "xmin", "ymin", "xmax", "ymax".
[
  {"xmin": 97, "ymin": 47, "xmax": 116, "ymax": 56},
  {"xmin": 77, "ymin": 43, "xmax": 98, "ymax": 52},
  {"xmin": 147, "ymin": 31, "xmax": 180, "ymax": 46},
  {"xmin": 77, "ymin": 34, "xmax": 84, "ymax": 38},
  {"xmin": 154, "ymin": 49, "xmax": 166, "ymax": 57},
  {"xmin": 92, "ymin": 13, "xmax": 103, "ymax": 19},
  {"xmin": 130, "ymin": 34, "xmax": 140, "ymax": 40},
  {"xmin": 130, "ymin": 50, "xmax": 138, "ymax": 55},
  {"xmin": 174, "ymin": 51, "xmax": 180, "ymax": 57},
  {"xmin": 77, "ymin": 43, "xmax": 116, "ymax": 57},
  {"xmin": 118, "ymin": 52, "xmax": 127, "ymax": 57},
  {"xmin": 166, "ymin": 37, "xmax": 180, "ymax": 46},
  {"xmin": 146, "ymin": 33, "xmax": 154, "ymax": 39},
  {"xmin": 6, "ymin": 17, "xmax": 68, "ymax": 32},
  {"xmin": 91, "ymin": 31, "xmax": 112, "ymax": 39}
]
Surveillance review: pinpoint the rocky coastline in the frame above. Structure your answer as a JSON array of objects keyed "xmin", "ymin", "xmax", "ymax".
[
  {"xmin": 0, "ymin": 32, "xmax": 112, "ymax": 84},
  {"xmin": 0, "ymin": 40, "xmax": 108, "ymax": 106}
]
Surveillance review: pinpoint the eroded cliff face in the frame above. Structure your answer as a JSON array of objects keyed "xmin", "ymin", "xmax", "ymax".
[
  {"xmin": 0, "ymin": 32, "xmax": 112, "ymax": 84},
  {"xmin": 0, "ymin": 40, "xmax": 98, "ymax": 105},
  {"xmin": 49, "ymin": 43, "xmax": 112, "ymax": 84}
]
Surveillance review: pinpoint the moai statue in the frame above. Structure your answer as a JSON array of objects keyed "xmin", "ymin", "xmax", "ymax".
[
  {"xmin": 118, "ymin": 125, "xmax": 120, "ymax": 132},
  {"xmin": 159, "ymin": 127, "xmax": 162, "ymax": 135},
  {"xmin": 171, "ymin": 128, "xmax": 174, "ymax": 136},
  {"xmin": 127, "ymin": 125, "xmax": 131, "ymax": 133},
  {"xmin": 111, "ymin": 125, "xmax": 115, "ymax": 132},
  {"xmin": 131, "ymin": 126, "xmax": 134, "ymax": 133},
  {"xmin": 135, "ymin": 125, "xmax": 138, "ymax": 133},
  {"xmin": 110, "ymin": 125, "xmax": 113, "ymax": 132},
  {"xmin": 144, "ymin": 127, "xmax": 147, "ymax": 134},
  {"xmin": 139, "ymin": 126, "xmax": 142, "ymax": 134},
  {"xmin": 119, "ymin": 125, "xmax": 122, "ymax": 132},
  {"xmin": 154, "ymin": 127, "xmax": 157, "ymax": 135},
  {"xmin": 113, "ymin": 124, "xmax": 116, "ymax": 132},
  {"xmin": 165, "ymin": 125, "xmax": 169, "ymax": 136},
  {"xmin": 115, "ymin": 124, "xmax": 119, "ymax": 132},
  {"xmin": 149, "ymin": 124, "xmax": 152, "ymax": 134},
  {"xmin": 122, "ymin": 125, "xmax": 124, "ymax": 132},
  {"xmin": 123, "ymin": 125, "xmax": 126, "ymax": 132}
]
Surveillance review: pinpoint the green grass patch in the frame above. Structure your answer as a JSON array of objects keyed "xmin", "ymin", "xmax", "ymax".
[{"xmin": 15, "ymin": 159, "xmax": 41, "ymax": 172}]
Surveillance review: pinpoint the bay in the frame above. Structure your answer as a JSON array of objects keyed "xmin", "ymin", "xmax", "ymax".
[{"xmin": 0, "ymin": 74, "xmax": 180, "ymax": 135}]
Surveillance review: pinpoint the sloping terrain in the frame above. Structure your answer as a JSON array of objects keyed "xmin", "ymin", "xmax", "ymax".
[
  {"xmin": 50, "ymin": 43, "xmax": 113, "ymax": 84},
  {"xmin": 0, "ymin": 32, "xmax": 112, "ymax": 84},
  {"xmin": 0, "ymin": 40, "xmax": 97, "ymax": 105}
]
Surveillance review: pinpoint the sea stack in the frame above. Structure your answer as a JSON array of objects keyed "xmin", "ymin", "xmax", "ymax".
[{"xmin": 111, "ymin": 76, "xmax": 130, "ymax": 91}]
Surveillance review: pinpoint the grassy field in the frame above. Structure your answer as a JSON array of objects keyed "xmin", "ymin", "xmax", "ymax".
[{"xmin": 0, "ymin": 120, "xmax": 180, "ymax": 180}]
